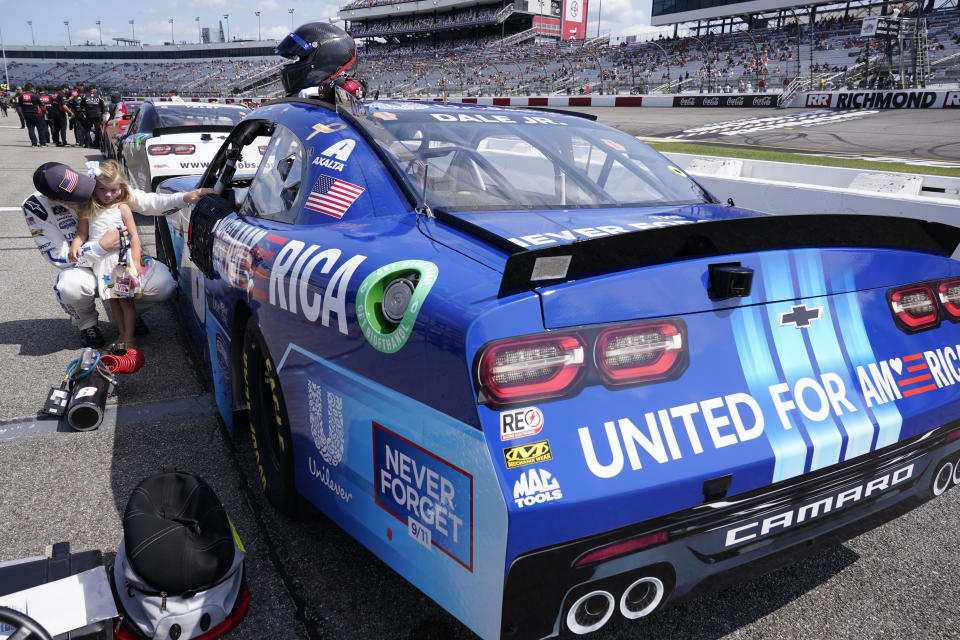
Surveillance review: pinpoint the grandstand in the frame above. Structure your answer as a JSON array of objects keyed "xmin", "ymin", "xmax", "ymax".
[
  {"xmin": 341, "ymin": 0, "xmax": 960, "ymax": 97},
  {"xmin": 1, "ymin": 42, "xmax": 280, "ymax": 97},
  {"xmin": 1, "ymin": 1, "xmax": 957, "ymax": 100}
]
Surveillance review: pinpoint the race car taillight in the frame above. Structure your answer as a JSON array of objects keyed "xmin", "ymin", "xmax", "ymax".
[
  {"xmin": 888, "ymin": 284, "xmax": 939, "ymax": 333},
  {"xmin": 478, "ymin": 334, "xmax": 585, "ymax": 404},
  {"xmin": 594, "ymin": 321, "xmax": 685, "ymax": 385},
  {"xmin": 937, "ymin": 278, "xmax": 960, "ymax": 320},
  {"xmin": 148, "ymin": 144, "xmax": 171, "ymax": 155},
  {"xmin": 173, "ymin": 144, "xmax": 196, "ymax": 155},
  {"xmin": 574, "ymin": 530, "xmax": 669, "ymax": 567}
]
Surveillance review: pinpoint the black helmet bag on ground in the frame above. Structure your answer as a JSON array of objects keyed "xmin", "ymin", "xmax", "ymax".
[
  {"xmin": 122, "ymin": 471, "xmax": 234, "ymax": 593},
  {"xmin": 277, "ymin": 22, "xmax": 356, "ymax": 95},
  {"xmin": 114, "ymin": 471, "xmax": 249, "ymax": 640}
]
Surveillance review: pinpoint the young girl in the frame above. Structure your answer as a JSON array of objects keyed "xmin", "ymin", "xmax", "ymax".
[{"xmin": 69, "ymin": 161, "xmax": 142, "ymax": 349}]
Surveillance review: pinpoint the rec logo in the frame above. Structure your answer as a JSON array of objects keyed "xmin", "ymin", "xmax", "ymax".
[
  {"xmin": 500, "ymin": 406, "xmax": 544, "ymax": 441},
  {"xmin": 503, "ymin": 439, "xmax": 553, "ymax": 469},
  {"xmin": 806, "ymin": 93, "xmax": 832, "ymax": 107},
  {"xmin": 945, "ymin": 91, "xmax": 960, "ymax": 108}
]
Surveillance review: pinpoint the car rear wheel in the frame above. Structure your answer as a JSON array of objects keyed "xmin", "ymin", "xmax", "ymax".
[{"xmin": 242, "ymin": 321, "xmax": 297, "ymax": 516}]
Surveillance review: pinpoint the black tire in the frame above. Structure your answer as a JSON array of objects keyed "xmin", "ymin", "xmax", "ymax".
[
  {"xmin": 242, "ymin": 321, "xmax": 297, "ymax": 515},
  {"xmin": 154, "ymin": 217, "xmax": 178, "ymax": 281}
]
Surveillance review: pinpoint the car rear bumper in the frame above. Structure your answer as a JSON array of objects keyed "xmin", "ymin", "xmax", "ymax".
[{"xmin": 501, "ymin": 421, "xmax": 960, "ymax": 639}]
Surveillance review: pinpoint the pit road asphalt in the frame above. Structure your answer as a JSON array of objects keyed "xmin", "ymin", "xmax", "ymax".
[{"xmin": 0, "ymin": 110, "xmax": 958, "ymax": 640}]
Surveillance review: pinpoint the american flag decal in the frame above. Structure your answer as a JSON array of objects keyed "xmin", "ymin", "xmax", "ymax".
[
  {"xmin": 304, "ymin": 174, "xmax": 364, "ymax": 219},
  {"xmin": 59, "ymin": 169, "xmax": 79, "ymax": 193}
]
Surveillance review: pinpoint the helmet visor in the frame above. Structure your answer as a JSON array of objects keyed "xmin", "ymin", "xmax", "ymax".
[{"xmin": 275, "ymin": 32, "xmax": 315, "ymax": 60}]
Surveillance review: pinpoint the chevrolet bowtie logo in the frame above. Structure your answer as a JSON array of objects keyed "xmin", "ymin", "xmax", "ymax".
[{"xmin": 778, "ymin": 304, "xmax": 823, "ymax": 329}]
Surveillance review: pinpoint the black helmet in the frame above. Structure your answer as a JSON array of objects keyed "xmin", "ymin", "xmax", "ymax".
[{"xmin": 276, "ymin": 22, "xmax": 356, "ymax": 96}]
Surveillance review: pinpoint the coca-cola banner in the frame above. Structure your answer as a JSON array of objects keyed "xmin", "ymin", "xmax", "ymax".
[
  {"xmin": 672, "ymin": 95, "xmax": 777, "ymax": 107},
  {"xmin": 562, "ymin": 0, "xmax": 589, "ymax": 40}
]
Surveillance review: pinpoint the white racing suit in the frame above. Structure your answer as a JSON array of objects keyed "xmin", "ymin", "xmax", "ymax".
[{"xmin": 22, "ymin": 190, "xmax": 185, "ymax": 330}]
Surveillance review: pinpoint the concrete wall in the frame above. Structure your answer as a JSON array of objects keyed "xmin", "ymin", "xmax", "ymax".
[{"xmin": 665, "ymin": 152, "xmax": 960, "ymax": 226}]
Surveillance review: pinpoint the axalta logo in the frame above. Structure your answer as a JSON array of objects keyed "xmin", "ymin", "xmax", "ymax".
[
  {"xmin": 806, "ymin": 93, "xmax": 832, "ymax": 107},
  {"xmin": 723, "ymin": 463, "xmax": 914, "ymax": 547},
  {"xmin": 500, "ymin": 406, "xmax": 544, "ymax": 441},
  {"xmin": 503, "ymin": 440, "xmax": 553, "ymax": 469},
  {"xmin": 945, "ymin": 91, "xmax": 960, "ymax": 108},
  {"xmin": 513, "ymin": 468, "xmax": 562, "ymax": 508}
]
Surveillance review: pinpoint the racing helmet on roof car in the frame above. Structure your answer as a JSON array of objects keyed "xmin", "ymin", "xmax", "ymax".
[{"xmin": 276, "ymin": 22, "xmax": 357, "ymax": 96}]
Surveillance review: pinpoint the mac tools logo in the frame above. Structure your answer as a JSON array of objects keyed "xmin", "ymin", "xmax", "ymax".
[{"xmin": 513, "ymin": 468, "xmax": 562, "ymax": 508}]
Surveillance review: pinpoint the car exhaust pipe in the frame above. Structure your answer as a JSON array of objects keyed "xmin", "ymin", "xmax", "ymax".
[
  {"xmin": 566, "ymin": 590, "xmax": 615, "ymax": 635},
  {"xmin": 932, "ymin": 460, "xmax": 954, "ymax": 496},
  {"xmin": 953, "ymin": 458, "xmax": 960, "ymax": 486},
  {"xmin": 619, "ymin": 576, "xmax": 665, "ymax": 620}
]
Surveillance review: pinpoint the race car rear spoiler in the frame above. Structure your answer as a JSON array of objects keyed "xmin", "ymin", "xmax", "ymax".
[{"xmin": 497, "ymin": 214, "xmax": 960, "ymax": 297}]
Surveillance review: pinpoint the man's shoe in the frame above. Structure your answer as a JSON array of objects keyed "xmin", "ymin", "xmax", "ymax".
[
  {"xmin": 133, "ymin": 316, "xmax": 150, "ymax": 336},
  {"xmin": 79, "ymin": 325, "xmax": 105, "ymax": 348}
]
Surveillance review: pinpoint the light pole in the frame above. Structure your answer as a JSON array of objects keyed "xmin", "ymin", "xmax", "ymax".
[
  {"xmin": 741, "ymin": 29, "xmax": 759, "ymax": 90},
  {"xmin": 256, "ymin": 11, "xmax": 261, "ymax": 41},
  {"xmin": 651, "ymin": 40, "xmax": 670, "ymax": 93},
  {"xmin": 130, "ymin": 19, "xmax": 135, "ymax": 41},
  {"xmin": 64, "ymin": 21, "xmax": 71, "ymax": 47},
  {"xmin": 1, "ymin": 27, "xmax": 9, "ymax": 90},
  {"xmin": 223, "ymin": 14, "xmax": 230, "ymax": 42},
  {"xmin": 96, "ymin": 20, "xmax": 103, "ymax": 45},
  {"xmin": 196, "ymin": 16, "xmax": 201, "ymax": 43},
  {"xmin": 169, "ymin": 19, "xmax": 175, "ymax": 44},
  {"xmin": 691, "ymin": 35, "xmax": 711, "ymax": 92},
  {"xmin": 289, "ymin": 8, "xmax": 295, "ymax": 30},
  {"xmin": 27, "ymin": 21, "xmax": 34, "ymax": 46},
  {"xmin": 596, "ymin": 0, "xmax": 602, "ymax": 38}
]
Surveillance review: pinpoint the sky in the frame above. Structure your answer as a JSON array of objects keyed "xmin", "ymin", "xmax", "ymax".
[{"xmin": 0, "ymin": 0, "xmax": 667, "ymax": 48}]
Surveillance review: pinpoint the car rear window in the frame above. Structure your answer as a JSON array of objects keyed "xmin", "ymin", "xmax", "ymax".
[
  {"xmin": 358, "ymin": 103, "xmax": 711, "ymax": 212},
  {"xmin": 154, "ymin": 104, "xmax": 247, "ymax": 128}
]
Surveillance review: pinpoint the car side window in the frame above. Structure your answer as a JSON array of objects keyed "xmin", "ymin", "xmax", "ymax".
[
  {"xmin": 240, "ymin": 124, "xmax": 304, "ymax": 224},
  {"xmin": 125, "ymin": 109, "xmax": 140, "ymax": 134}
]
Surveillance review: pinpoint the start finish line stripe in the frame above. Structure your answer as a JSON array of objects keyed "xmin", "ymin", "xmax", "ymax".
[{"xmin": 0, "ymin": 393, "xmax": 217, "ymax": 442}]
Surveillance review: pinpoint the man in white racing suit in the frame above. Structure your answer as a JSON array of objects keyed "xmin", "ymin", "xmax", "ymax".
[{"xmin": 24, "ymin": 161, "xmax": 214, "ymax": 348}]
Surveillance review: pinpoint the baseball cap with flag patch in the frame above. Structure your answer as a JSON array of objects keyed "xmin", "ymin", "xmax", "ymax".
[{"xmin": 33, "ymin": 162, "xmax": 95, "ymax": 202}]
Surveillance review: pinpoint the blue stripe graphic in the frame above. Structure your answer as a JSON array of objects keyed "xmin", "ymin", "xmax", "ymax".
[
  {"xmin": 796, "ymin": 252, "xmax": 877, "ymax": 463},
  {"xmin": 762, "ymin": 253, "xmax": 842, "ymax": 475},
  {"xmin": 731, "ymin": 254, "xmax": 806, "ymax": 482},
  {"xmin": 831, "ymin": 269, "xmax": 903, "ymax": 449}
]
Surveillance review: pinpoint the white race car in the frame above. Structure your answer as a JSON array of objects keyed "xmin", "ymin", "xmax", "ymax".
[{"xmin": 118, "ymin": 101, "xmax": 262, "ymax": 191}]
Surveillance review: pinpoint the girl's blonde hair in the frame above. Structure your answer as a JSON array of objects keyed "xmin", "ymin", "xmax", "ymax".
[{"xmin": 78, "ymin": 161, "xmax": 132, "ymax": 219}]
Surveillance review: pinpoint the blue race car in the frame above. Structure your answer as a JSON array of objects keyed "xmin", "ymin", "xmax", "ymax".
[{"xmin": 156, "ymin": 94, "xmax": 960, "ymax": 639}]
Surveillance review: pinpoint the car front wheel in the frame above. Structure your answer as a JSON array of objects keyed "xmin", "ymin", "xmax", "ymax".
[{"xmin": 242, "ymin": 321, "xmax": 297, "ymax": 516}]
